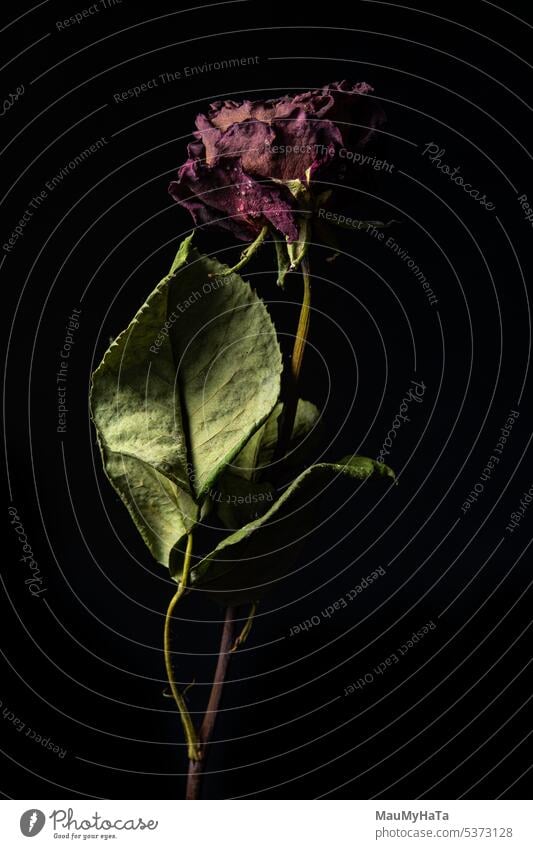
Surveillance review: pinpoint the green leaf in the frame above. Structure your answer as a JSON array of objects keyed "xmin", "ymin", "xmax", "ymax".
[
  {"xmin": 271, "ymin": 177, "xmax": 310, "ymax": 202},
  {"xmin": 90, "ymin": 233, "xmax": 282, "ymax": 565},
  {"xmin": 227, "ymin": 398, "xmax": 321, "ymax": 482},
  {"xmin": 212, "ymin": 399, "xmax": 320, "ymax": 531},
  {"xmin": 170, "ymin": 456, "xmax": 394, "ymax": 604}
]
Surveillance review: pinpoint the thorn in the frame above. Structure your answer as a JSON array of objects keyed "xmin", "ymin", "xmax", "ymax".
[
  {"xmin": 231, "ymin": 602, "xmax": 257, "ymax": 652},
  {"xmin": 183, "ymin": 679, "xmax": 196, "ymax": 696}
]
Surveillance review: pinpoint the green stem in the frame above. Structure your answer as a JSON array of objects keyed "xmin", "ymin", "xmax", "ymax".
[
  {"xmin": 218, "ymin": 225, "xmax": 269, "ymax": 276},
  {"xmin": 276, "ymin": 255, "xmax": 312, "ymax": 458},
  {"xmin": 163, "ymin": 533, "xmax": 201, "ymax": 761},
  {"xmin": 290, "ymin": 256, "xmax": 312, "ymax": 387}
]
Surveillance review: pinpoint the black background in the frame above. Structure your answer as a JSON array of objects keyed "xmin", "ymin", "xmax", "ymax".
[{"xmin": 2, "ymin": 0, "xmax": 532, "ymax": 800}]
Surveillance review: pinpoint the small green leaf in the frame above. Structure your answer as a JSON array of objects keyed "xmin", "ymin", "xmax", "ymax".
[
  {"xmin": 271, "ymin": 177, "xmax": 310, "ymax": 202},
  {"xmin": 170, "ymin": 456, "xmax": 394, "ymax": 603},
  {"xmin": 227, "ymin": 398, "xmax": 321, "ymax": 482},
  {"xmin": 214, "ymin": 399, "xmax": 320, "ymax": 530}
]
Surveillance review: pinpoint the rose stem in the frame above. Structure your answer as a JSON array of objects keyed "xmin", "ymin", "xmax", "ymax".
[
  {"xmin": 186, "ymin": 605, "xmax": 237, "ymax": 800},
  {"xmin": 275, "ymin": 254, "xmax": 312, "ymax": 459},
  {"xmin": 163, "ymin": 532, "xmax": 201, "ymax": 761},
  {"xmin": 219, "ymin": 225, "xmax": 269, "ymax": 276}
]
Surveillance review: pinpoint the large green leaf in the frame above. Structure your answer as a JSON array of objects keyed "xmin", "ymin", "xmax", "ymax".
[
  {"xmin": 170, "ymin": 456, "xmax": 394, "ymax": 604},
  {"xmin": 90, "ymin": 233, "xmax": 282, "ymax": 565}
]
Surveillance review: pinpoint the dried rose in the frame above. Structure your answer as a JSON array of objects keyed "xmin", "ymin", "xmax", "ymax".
[{"xmin": 169, "ymin": 81, "xmax": 384, "ymax": 244}]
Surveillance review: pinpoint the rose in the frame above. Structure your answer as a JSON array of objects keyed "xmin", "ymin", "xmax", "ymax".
[{"xmin": 169, "ymin": 81, "xmax": 385, "ymax": 243}]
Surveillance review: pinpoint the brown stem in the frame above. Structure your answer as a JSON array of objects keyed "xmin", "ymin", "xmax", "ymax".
[
  {"xmin": 274, "ymin": 256, "xmax": 312, "ymax": 461},
  {"xmin": 186, "ymin": 605, "xmax": 237, "ymax": 799}
]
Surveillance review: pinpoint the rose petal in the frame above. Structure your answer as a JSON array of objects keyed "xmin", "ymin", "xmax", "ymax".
[{"xmin": 169, "ymin": 154, "xmax": 299, "ymax": 242}]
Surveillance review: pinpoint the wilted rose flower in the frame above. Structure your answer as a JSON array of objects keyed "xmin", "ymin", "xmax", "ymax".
[{"xmin": 169, "ymin": 81, "xmax": 385, "ymax": 242}]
